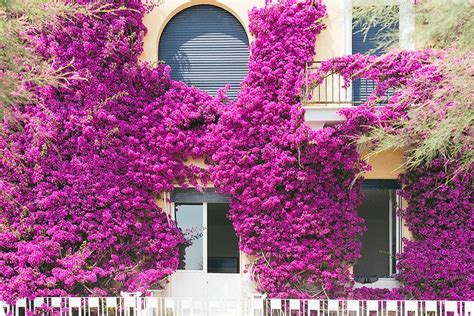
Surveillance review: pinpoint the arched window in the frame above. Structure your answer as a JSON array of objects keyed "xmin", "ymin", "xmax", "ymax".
[{"xmin": 159, "ymin": 5, "xmax": 249, "ymax": 99}]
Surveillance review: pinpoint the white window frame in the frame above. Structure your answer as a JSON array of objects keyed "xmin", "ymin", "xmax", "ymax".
[
  {"xmin": 171, "ymin": 201, "xmax": 241, "ymax": 274},
  {"xmin": 355, "ymin": 189, "xmax": 403, "ymax": 289},
  {"xmin": 172, "ymin": 202, "xmax": 208, "ymax": 273},
  {"xmin": 389, "ymin": 190, "xmax": 403, "ymax": 276}
]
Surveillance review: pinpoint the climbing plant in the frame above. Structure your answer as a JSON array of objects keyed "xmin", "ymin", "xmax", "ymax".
[
  {"xmin": 311, "ymin": 48, "xmax": 473, "ymax": 300},
  {"xmin": 0, "ymin": 0, "xmax": 221, "ymax": 302},
  {"xmin": 1, "ymin": 0, "xmax": 472, "ymax": 303},
  {"xmin": 210, "ymin": 0, "xmax": 369, "ymax": 298}
]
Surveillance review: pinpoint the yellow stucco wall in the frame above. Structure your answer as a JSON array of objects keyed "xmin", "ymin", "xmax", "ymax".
[
  {"xmin": 362, "ymin": 149, "xmax": 405, "ymax": 179},
  {"xmin": 314, "ymin": 0, "xmax": 349, "ymax": 61},
  {"xmin": 141, "ymin": 0, "xmax": 265, "ymax": 64},
  {"xmin": 141, "ymin": 0, "xmax": 350, "ymax": 64}
]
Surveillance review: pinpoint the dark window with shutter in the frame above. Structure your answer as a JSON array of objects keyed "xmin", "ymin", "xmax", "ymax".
[
  {"xmin": 354, "ymin": 180, "xmax": 402, "ymax": 282},
  {"xmin": 352, "ymin": 9, "xmax": 399, "ymax": 104}
]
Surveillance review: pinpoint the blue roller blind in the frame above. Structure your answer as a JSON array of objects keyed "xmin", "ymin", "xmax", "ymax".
[{"xmin": 159, "ymin": 5, "xmax": 249, "ymax": 99}]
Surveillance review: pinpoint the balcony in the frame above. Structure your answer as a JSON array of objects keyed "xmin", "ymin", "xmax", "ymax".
[{"xmin": 302, "ymin": 61, "xmax": 384, "ymax": 130}]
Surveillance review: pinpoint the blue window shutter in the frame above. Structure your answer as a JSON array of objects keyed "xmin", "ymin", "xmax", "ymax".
[
  {"xmin": 352, "ymin": 13, "xmax": 399, "ymax": 104},
  {"xmin": 158, "ymin": 5, "xmax": 249, "ymax": 99}
]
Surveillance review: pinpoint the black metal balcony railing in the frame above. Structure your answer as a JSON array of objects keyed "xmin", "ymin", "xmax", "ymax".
[{"xmin": 302, "ymin": 61, "xmax": 392, "ymax": 107}]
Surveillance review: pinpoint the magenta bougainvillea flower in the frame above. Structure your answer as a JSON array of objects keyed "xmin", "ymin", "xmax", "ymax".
[
  {"xmin": 397, "ymin": 160, "xmax": 473, "ymax": 300},
  {"xmin": 1, "ymin": 0, "xmax": 471, "ymax": 303},
  {"xmin": 209, "ymin": 0, "xmax": 370, "ymax": 299},
  {"xmin": 0, "ymin": 0, "xmax": 222, "ymax": 302}
]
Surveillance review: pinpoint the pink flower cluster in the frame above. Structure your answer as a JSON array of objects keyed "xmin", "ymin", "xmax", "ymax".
[
  {"xmin": 313, "ymin": 50, "xmax": 473, "ymax": 300},
  {"xmin": 397, "ymin": 160, "xmax": 474, "ymax": 300},
  {"xmin": 210, "ymin": 0, "xmax": 371, "ymax": 298},
  {"xmin": 0, "ymin": 0, "xmax": 222, "ymax": 303}
]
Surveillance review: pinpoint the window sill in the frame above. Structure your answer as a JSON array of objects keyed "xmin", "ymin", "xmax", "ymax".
[{"xmin": 354, "ymin": 278, "xmax": 400, "ymax": 289}]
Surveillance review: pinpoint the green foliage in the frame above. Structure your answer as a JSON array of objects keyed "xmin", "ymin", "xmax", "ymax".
[
  {"xmin": 404, "ymin": 58, "xmax": 473, "ymax": 169},
  {"xmin": 415, "ymin": 0, "xmax": 474, "ymax": 50},
  {"xmin": 353, "ymin": 0, "xmax": 474, "ymax": 50},
  {"xmin": 360, "ymin": 51, "xmax": 473, "ymax": 171},
  {"xmin": 353, "ymin": 0, "xmax": 473, "ymax": 171},
  {"xmin": 1, "ymin": 0, "xmax": 82, "ymax": 120}
]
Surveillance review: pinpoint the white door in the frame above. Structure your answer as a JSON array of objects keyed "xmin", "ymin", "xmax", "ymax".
[
  {"xmin": 171, "ymin": 202, "xmax": 242, "ymax": 304},
  {"xmin": 171, "ymin": 203, "xmax": 208, "ymax": 299}
]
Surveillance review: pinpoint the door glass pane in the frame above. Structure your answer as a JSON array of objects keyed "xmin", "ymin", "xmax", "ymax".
[
  {"xmin": 175, "ymin": 204, "xmax": 204, "ymax": 270},
  {"xmin": 354, "ymin": 189, "xmax": 391, "ymax": 279},
  {"xmin": 207, "ymin": 203, "xmax": 239, "ymax": 273},
  {"xmin": 391, "ymin": 192, "xmax": 398, "ymax": 274}
]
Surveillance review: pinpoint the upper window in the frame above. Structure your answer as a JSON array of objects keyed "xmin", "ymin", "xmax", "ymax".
[
  {"xmin": 352, "ymin": 7, "xmax": 399, "ymax": 104},
  {"xmin": 159, "ymin": 5, "xmax": 249, "ymax": 99}
]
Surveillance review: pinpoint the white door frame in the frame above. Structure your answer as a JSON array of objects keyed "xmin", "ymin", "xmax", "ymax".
[
  {"xmin": 202, "ymin": 202, "xmax": 208, "ymax": 273},
  {"xmin": 170, "ymin": 202, "xmax": 242, "ymax": 300},
  {"xmin": 171, "ymin": 202, "xmax": 209, "ymax": 273}
]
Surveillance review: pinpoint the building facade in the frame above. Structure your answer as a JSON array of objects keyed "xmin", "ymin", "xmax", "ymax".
[{"xmin": 140, "ymin": 0, "xmax": 415, "ymax": 301}]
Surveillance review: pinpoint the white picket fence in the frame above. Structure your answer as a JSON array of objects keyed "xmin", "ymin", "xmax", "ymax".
[
  {"xmin": 1, "ymin": 297, "xmax": 473, "ymax": 316},
  {"xmin": 253, "ymin": 299, "xmax": 474, "ymax": 316}
]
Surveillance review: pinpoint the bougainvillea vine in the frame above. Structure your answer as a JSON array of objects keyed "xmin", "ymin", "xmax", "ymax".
[
  {"xmin": 397, "ymin": 160, "xmax": 473, "ymax": 300},
  {"xmin": 0, "ymin": 0, "xmax": 223, "ymax": 302},
  {"xmin": 210, "ymin": 0, "xmax": 372, "ymax": 299},
  {"xmin": 311, "ymin": 49, "xmax": 473, "ymax": 300},
  {"xmin": 1, "ymin": 0, "xmax": 472, "ymax": 303}
]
